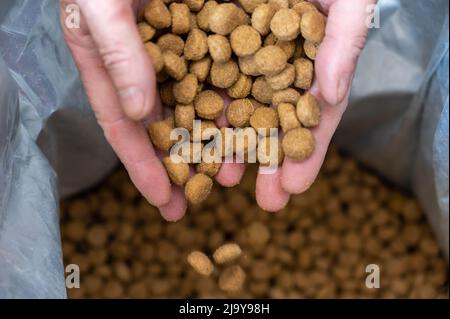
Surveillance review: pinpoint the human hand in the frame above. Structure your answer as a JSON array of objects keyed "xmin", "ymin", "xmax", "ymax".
[
  {"xmin": 250, "ymin": 0, "xmax": 377, "ymax": 211},
  {"xmin": 60, "ymin": 0, "xmax": 189, "ymax": 221}
]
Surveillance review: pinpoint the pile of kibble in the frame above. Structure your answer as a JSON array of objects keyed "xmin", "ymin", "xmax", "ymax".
[
  {"xmin": 61, "ymin": 147, "xmax": 448, "ymax": 299},
  {"xmin": 141, "ymin": 0, "xmax": 325, "ymax": 205}
]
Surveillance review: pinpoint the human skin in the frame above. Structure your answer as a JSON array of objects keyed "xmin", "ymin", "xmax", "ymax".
[{"xmin": 60, "ymin": 0, "xmax": 376, "ymax": 218}]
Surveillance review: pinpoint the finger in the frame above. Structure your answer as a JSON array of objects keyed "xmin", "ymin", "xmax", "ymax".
[
  {"xmin": 215, "ymin": 162, "xmax": 246, "ymax": 187},
  {"xmin": 314, "ymin": 0, "xmax": 375, "ymax": 105},
  {"xmin": 76, "ymin": 0, "xmax": 157, "ymax": 121},
  {"xmin": 158, "ymin": 186, "xmax": 187, "ymax": 222},
  {"xmin": 281, "ymin": 91, "xmax": 346, "ymax": 194},
  {"xmin": 256, "ymin": 168, "xmax": 290, "ymax": 212}
]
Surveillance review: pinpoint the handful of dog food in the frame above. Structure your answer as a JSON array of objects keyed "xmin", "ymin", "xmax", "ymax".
[{"xmin": 140, "ymin": 0, "xmax": 326, "ymax": 205}]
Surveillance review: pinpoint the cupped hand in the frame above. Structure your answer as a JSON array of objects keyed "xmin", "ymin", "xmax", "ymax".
[{"xmin": 60, "ymin": 0, "xmax": 188, "ymax": 221}]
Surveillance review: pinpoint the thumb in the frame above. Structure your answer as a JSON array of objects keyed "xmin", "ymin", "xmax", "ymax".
[
  {"xmin": 315, "ymin": 0, "xmax": 375, "ymax": 105},
  {"xmin": 76, "ymin": 0, "xmax": 156, "ymax": 121}
]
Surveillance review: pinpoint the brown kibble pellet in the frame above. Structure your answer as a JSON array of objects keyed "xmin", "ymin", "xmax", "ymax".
[
  {"xmin": 148, "ymin": 116, "xmax": 176, "ymax": 151},
  {"xmin": 189, "ymin": 56, "xmax": 212, "ymax": 82},
  {"xmin": 157, "ymin": 34, "xmax": 185, "ymax": 56},
  {"xmin": 301, "ymin": 10, "xmax": 326, "ymax": 43},
  {"xmin": 144, "ymin": 0, "xmax": 172, "ymax": 30},
  {"xmin": 187, "ymin": 251, "xmax": 214, "ymax": 276},
  {"xmin": 292, "ymin": 1, "xmax": 318, "ymax": 17},
  {"xmin": 210, "ymin": 60, "xmax": 240, "ymax": 89},
  {"xmin": 270, "ymin": 9, "xmax": 301, "ymax": 41},
  {"xmin": 254, "ymin": 45, "xmax": 287, "ymax": 76},
  {"xmin": 282, "ymin": 127, "xmax": 315, "ymax": 161},
  {"xmin": 185, "ymin": 173, "xmax": 214, "ymax": 205},
  {"xmin": 251, "ymin": 77, "xmax": 273, "ymax": 104},
  {"xmin": 250, "ymin": 106, "xmax": 279, "ymax": 136},
  {"xmin": 213, "ymin": 243, "xmax": 242, "ymax": 264},
  {"xmin": 304, "ymin": 40, "xmax": 319, "ymax": 60},
  {"xmin": 278, "ymin": 102, "xmax": 300, "ymax": 132},
  {"xmin": 272, "ymin": 88, "xmax": 301, "ymax": 106},
  {"xmin": 138, "ymin": 22, "xmax": 156, "ymax": 42},
  {"xmin": 240, "ymin": 0, "xmax": 267, "ymax": 14},
  {"xmin": 258, "ymin": 135, "xmax": 284, "ymax": 166},
  {"xmin": 175, "ymin": 104, "xmax": 196, "ymax": 131},
  {"xmin": 87, "ymin": 226, "xmax": 107, "ymax": 247},
  {"xmin": 238, "ymin": 55, "xmax": 261, "ymax": 76},
  {"xmin": 183, "ymin": 0, "xmax": 205, "ymax": 12},
  {"xmin": 226, "ymin": 98, "xmax": 256, "ymax": 128},
  {"xmin": 209, "ymin": 3, "xmax": 242, "ymax": 35},
  {"xmin": 251, "ymin": 4, "xmax": 277, "ymax": 36},
  {"xmin": 207, "ymin": 35, "xmax": 232, "ymax": 63},
  {"xmin": 144, "ymin": 42, "xmax": 164, "ymax": 73},
  {"xmin": 269, "ymin": 0, "xmax": 289, "ymax": 9},
  {"xmin": 169, "ymin": 3, "xmax": 191, "ymax": 34},
  {"xmin": 294, "ymin": 58, "xmax": 313, "ymax": 90},
  {"xmin": 297, "ymin": 92, "xmax": 321, "ymax": 127},
  {"xmin": 227, "ymin": 73, "xmax": 253, "ymax": 99},
  {"xmin": 265, "ymin": 64, "xmax": 295, "ymax": 90},
  {"xmin": 194, "ymin": 90, "xmax": 224, "ymax": 120},
  {"xmin": 163, "ymin": 51, "xmax": 187, "ymax": 80},
  {"xmin": 173, "ymin": 73, "xmax": 198, "ymax": 104},
  {"xmin": 219, "ymin": 265, "xmax": 246, "ymax": 293},
  {"xmin": 230, "ymin": 25, "xmax": 262, "ymax": 57},
  {"xmin": 159, "ymin": 81, "xmax": 177, "ymax": 106},
  {"xmin": 196, "ymin": 161, "xmax": 221, "ymax": 177},
  {"xmin": 184, "ymin": 29, "xmax": 209, "ymax": 61},
  {"xmin": 275, "ymin": 39, "xmax": 296, "ymax": 59},
  {"xmin": 197, "ymin": 0, "xmax": 218, "ymax": 31},
  {"xmin": 163, "ymin": 156, "xmax": 190, "ymax": 186}
]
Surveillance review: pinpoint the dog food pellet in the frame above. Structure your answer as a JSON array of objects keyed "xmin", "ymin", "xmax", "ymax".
[
  {"xmin": 159, "ymin": 81, "xmax": 177, "ymax": 106},
  {"xmin": 251, "ymin": 4, "xmax": 277, "ymax": 36},
  {"xmin": 240, "ymin": 0, "xmax": 267, "ymax": 13},
  {"xmin": 270, "ymin": 8, "xmax": 300, "ymax": 41},
  {"xmin": 269, "ymin": 0, "xmax": 289, "ymax": 9},
  {"xmin": 138, "ymin": 22, "xmax": 156, "ymax": 42},
  {"xmin": 187, "ymin": 251, "xmax": 214, "ymax": 276},
  {"xmin": 196, "ymin": 161, "xmax": 221, "ymax": 177},
  {"xmin": 297, "ymin": 93, "xmax": 321, "ymax": 127},
  {"xmin": 175, "ymin": 104, "xmax": 196, "ymax": 131},
  {"xmin": 157, "ymin": 34, "xmax": 185, "ymax": 56},
  {"xmin": 227, "ymin": 73, "xmax": 253, "ymax": 99},
  {"xmin": 189, "ymin": 56, "xmax": 212, "ymax": 82},
  {"xmin": 251, "ymin": 77, "xmax": 273, "ymax": 104},
  {"xmin": 170, "ymin": 3, "xmax": 191, "ymax": 34},
  {"xmin": 275, "ymin": 39, "xmax": 296, "ymax": 59},
  {"xmin": 207, "ymin": 35, "xmax": 232, "ymax": 63},
  {"xmin": 278, "ymin": 102, "xmax": 300, "ymax": 132},
  {"xmin": 250, "ymin": 107, "xmax": 279, "ymax": 136},
  {"xmin": 197, "ymin": 0, "xmax": 218, "ymax": 31},
  {"xmin": 272, "ymin": 88, "xmax": 301, "ymax": 106},
  {"xmin": 209, "ymin": 3, "xmax": 242, "ymax": 35},
  {"xmin": 218, "ymin": 265, "xmax": 246, "ymax": 293},
  {"xmin": 230, "ymin": 25, "xmax": 262, "ymax": 57},
  {"xmin": 304, "ymin": 40, "xmax": 319, "ymax": 60},
  {"xmin": 209, "ymin": 60, "xmax": 240, "ymax": 89},
  {"xmin": 184, "ymin": 29, "xmax": 209, "ymax": 61},
  {"xmin": 162, "ymin": 157, "xmax": 190, "ymax": 186},
  {"xmin": 194, "ymin": 90, "xmax": 224, "ymax": 120},
  {"xmin": 292, "ymin": 1, "xmax": 318, "ymax": 17},
  {"xmin": 144, "ymin": 42, "xmax": 164, "ymax": 73},
  {"xmin": 265, "ymin": 63, "xmax": 295, "ymax": 90},
  {"xmin": 185, "ymin": 173, "xmax": 214, "ymax": 205},
  {"xmin": 183, "ymin": 0, "xmax": 205, "ymax": 12},
  {"xmin": 238, "ymin": 55, "xmax": 261, "ymax": 76},
  {"xmin": 144, "ymin": 0, "xmax": 172, "ymax": 30},
  {"xmin": 173, "ymin": 73, "xmax": 198, "ymax": 104},
  {"xmin": 301, "ymin": 9, "xmax": 326, "ymax": 43},
  {"xmin": 163, "ymin": 51, "xmax": 187, "ymax": 80},
  {"xmin": 226, "ymin": 99, "xmax": 256, "ymax": 128},
  {"xmin": 148, "ymin": 116, "xmax": 176, "ymax": 151},
  {"xmin": 254, "ymin": 45, "xmax": 287, "ymax": 76},
  {"xmin": 294, "ymin": 58, "xmax": 314, "ymax": 90},
  {"xmin": 282, "ymin": 127, "xmax": 315, "ymax": 161},
  {"xmin": 213, "ymin": 243, "xmax": 243, "ymax": 264}
]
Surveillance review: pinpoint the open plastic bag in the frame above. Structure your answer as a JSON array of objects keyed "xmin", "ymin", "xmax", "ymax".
[{"xmin": 0, "ymin": 0, "xmax": 448, "ymax": 298}]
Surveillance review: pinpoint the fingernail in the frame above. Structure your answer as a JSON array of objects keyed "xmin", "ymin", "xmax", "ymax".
[
  {"xmin": 336, "ymin": 73, "xmax": 353, "ymax": 104},
  {"xmin": 119, "ymin": 87, "xmax": 145, "ymax": 120}
]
